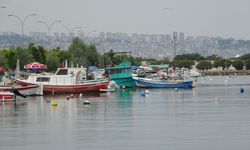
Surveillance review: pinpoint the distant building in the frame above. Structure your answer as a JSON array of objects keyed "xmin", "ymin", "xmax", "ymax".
[{"xmin": 179, "ymin": 32, "xmax": 184, "ymax": 43}]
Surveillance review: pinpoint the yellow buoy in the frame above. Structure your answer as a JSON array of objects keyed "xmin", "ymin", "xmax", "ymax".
[{"xmin": 51, "ymin": 99, "xmax": 57, "ymax": 106}]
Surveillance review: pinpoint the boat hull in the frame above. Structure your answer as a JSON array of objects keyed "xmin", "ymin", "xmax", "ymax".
[
  {"xmin": 0, "ymin": 84, "xmax": 43, "ymax": 96},
  {"xmin": 111, "ymin": 77, "xmax": 137, "ymax": 87},
  {"xmin": 133, "ymin": 77, "xmax": 193, "ymax": 88},
  {"xmin": 15, "ymin": 79, "xmax": 109, "ymax": 94}
]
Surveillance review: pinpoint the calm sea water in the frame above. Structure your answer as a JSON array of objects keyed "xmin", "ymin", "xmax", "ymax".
[{"xmin": 1, "ymin": 76, "xmax": 250, "ymax": 150}]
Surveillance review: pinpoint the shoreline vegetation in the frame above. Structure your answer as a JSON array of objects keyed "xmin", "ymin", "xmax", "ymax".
[
  {"xmin": 0, "ymin": 37, "xmax": 250, "ymax": 74},
  {"xmin": 200, "ymin": 70, "xmax": 250, "ymax": 76}
]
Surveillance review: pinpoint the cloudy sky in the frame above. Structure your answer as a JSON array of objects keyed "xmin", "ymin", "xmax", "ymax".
[{"xmin": 1, "ymin": 0, "xmax": 250, "ymax": 39}]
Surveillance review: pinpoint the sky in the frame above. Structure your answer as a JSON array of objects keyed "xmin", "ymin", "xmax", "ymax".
[{"xmin": 1, "ymin": 0, "xmax": 250, "ymax": 39}]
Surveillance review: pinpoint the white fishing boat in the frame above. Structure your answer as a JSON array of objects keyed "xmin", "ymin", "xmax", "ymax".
[{"xmin": 15, "ymin": 67, "xmax": 109, "ymax": 94}]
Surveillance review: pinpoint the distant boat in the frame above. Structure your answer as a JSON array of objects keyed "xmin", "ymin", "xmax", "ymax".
[
  {"xmin": 105, "ymin": 61, "xmax": 137, "ymax": 88},
  {"xmin": 133, "ymin": 77, "xmax": 193, "ymax": 88},
  {"xmin": 15, "ymin": 67, "xmax": 109, "ymax": 94}
]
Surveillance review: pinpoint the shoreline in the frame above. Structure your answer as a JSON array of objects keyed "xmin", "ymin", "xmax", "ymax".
[{"xmin": 199, "ymin": 70, "xmax": 250, "ymax": 76}]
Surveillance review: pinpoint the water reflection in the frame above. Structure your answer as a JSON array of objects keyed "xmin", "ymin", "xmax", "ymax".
[
  {"xmin": 0, "ymin": 77, "xmax": 250, "ymax": 150},
  {"xmin": 115, "ymin": 88, "xmax": 136, "ymax": 108}
]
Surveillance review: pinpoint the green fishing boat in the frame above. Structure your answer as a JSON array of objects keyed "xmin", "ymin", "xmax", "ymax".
[{"xmin": 105, "ymin": 61, "xmax": 136, "ymax": 87}]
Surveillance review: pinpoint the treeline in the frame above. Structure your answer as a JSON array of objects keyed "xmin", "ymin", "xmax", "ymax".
[
  {"xmin": 1, "ymin": 37, "xmax": 250, "ymax": 72},
  {"xmin": 0, "ymin": 37, "xmax": 143, "ymax": 72},
  {"xmin": 173, "ymin": 53, "xmax": 250, "ymax": 71}
]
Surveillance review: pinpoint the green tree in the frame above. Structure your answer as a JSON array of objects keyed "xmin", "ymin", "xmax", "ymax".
[
  {"xmin": 245, "ymin": 59, "xmax": 250, "ymax": 70},
  {"xmin": 58, "ymin": 50, "xmax": 71, "ymax": 65},
  {"xmin": 86, "ymin": 44, "xmax": 101, "ymax": 66},
  {"xmin": 240, "ymin": 53, "xmax": 250, "ymax": 60},
  {"xmin": 46, "ymin": 52, "xmax": 60, "ymax": 72},
  {"xmin": 37, "ymin": 45, "xmax": 46, "ymax": 63},
  {"xmin": 14, "ymin": 47, "xmax": 33, "ymax": 70},
  {"xmin": 0, "ymin": 50, "xmax": 6, "ymax": 68},
  {"xmin": 28, "ymin": 43, "xmax": 46, "ymax": 63},
  {"xmin": 174, "ymin": 53, "xmax": 204, "ymax": 61},
  {"xmin": 112, "ymin": 55, "xmax": 130, "ymax": 65},
  {"xmin": 4, "ymin": 49, "xmax": 16, "ymax": 69},
  {"xmin": 205, "ymin": 54, "xmax": 222, "ymax": 60},
  {"xmin": 68, "ymin": 37, "xmax": 100, "ymax": 67},
  {"xmin": 213, "ymin": 59, "xmax": 232, "ymax": 70},
  {"xmin": 224, "ymin": 59, "xmax": 232, "ymax": 69},
  {"xmin": 172, "ymin": 60, "xmax": 194, "ymax": 69},
  {"xmin": 196, "ymin": 60, "xmax": 212, "ymax": 70},
  {"xmin": 232, "ymin": 60, "xmax": 244, "ymax": 70}
]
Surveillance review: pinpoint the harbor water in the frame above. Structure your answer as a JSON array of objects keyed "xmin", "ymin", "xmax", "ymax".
[{"xmin": 1, "ymin": 76, "xmax": 250, "ymax": 150}]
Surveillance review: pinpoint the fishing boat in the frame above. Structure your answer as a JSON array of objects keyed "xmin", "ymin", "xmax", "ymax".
[
  {"xmin": 105, "ymin": 61, "xmax": 136, "ymax": 88},
  {"xmin": 15, "ymin": 67, "xmax": 109, "ymax": 94},
  {"xmin": 133, "ymin": 77, "xmax": 193, "ymax": 88}
]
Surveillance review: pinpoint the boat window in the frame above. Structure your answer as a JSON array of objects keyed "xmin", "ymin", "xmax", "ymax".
[
  {"xmin": 36, "ymin": 77, "xmax": 50, "ymax": 82},
  {"xmin": 56, "ymin": 69, "xmax": 68, "ymax": 75}
]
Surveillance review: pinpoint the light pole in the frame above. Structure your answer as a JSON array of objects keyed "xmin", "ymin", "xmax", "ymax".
[
  {"xmin": 8, "ymin": 14, "xmax": 36, "ymax": 48},
  {"xmin": 63, "ymin": 25, "xmax": 82, "ymax": 42},
  {"xmin": 37, "ymin": 20, "xmax": 62, "ymax": 49}
]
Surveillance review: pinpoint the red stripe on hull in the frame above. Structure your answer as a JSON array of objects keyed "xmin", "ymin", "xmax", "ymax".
[{"xmin": 0, "ymin": 94, "xmax": 14, "ymax": 101}]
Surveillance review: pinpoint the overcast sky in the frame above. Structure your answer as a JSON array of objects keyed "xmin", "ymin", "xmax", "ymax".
[{"xmin": 1, "ymin": 0, "xmax": 250, "ymax": 39}]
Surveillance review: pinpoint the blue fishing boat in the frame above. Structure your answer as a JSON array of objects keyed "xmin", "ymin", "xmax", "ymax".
[{"xmin": 133, "ymin": 77, "xmax": 193, "ymax": 88}]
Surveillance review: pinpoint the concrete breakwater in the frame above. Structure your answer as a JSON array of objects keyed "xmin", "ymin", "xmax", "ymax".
[{"xmin": 199, "ymin": 70, "xmax": 250, "ymax": 76}]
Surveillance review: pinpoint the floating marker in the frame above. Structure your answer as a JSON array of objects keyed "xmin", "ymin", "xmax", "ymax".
[
  {"xmin": 141, "ymin": 91, "xmax": 146, "ymax": 96},
  {"xmin": 51, "ymin": 99, "xmax": 57, "ymax": 106},
  {"xmin": 240, "ymin": 88, "xmax": 244, "ymax": 93},
  {"xmin": 121, "ymin": 86, "xmax": 126, "ymax": 89},
  {"xmin": 174, "ymin": 88, "xmax": 179, "ymax": 92},
  {"xmin": 83, "ymin": 100, "xmax": 90, "ymax": 105},
  {"xmin": 79, "ymin": 93, "xmax": 83, "ymax": 98},
  {"xmin": 214, "ymin": 97, "xmax": 219, "ymax": 103},
  {"xmin": 145, "ymin": 90, "xmax": 150, "ymax": 94}
]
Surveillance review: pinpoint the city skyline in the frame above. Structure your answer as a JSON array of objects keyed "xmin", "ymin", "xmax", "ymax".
[{"xmin": 1, "ymin": 0, "xmax": 250, "ymax": 40}]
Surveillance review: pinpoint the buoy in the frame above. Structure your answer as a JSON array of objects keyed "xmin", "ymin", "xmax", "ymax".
[
  {"xmin": 45, "ymin": 99, "xmax": 51, "ymax": 103},
  {"xmin": 79, "ymin": 93, "xmax": 84, "ymax": 99},
  {"xmin": 141, "ymin": 91, "xmax": 146, "ymax": 96},
  {"xmin": 145, "ymin": 90, "xmax": 150, "ymax": 94},
  {"xmin": 66, "ymin": 96, "xmax": 70, "ymax": 100},
  {"xmin": 240, "ymin": 88, "xmax": 244, "ymax": 93},
  {"xmin": 214, "ymin": 97, "xmax": 220, "ymax": 103},
  {"xmin": 70, "ymin": 94, "xmax": 74, "ymax": 98},
  {"xmin": 83, "ymin": 100, "xmax": 90, "ymax": 105},
  {"xmin": 51, "ymin": 99, "xmax": 57, "ymax": 106},
  {"xmin": 174, "ymin": 88, "xmax": 179, "ymax": 92}
]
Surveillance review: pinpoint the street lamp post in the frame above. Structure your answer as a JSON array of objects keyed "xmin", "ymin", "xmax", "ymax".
[
  {"xmin": 8, "ymin": 14, "xmax": 36, "ymax": 48},
  {"xmin": 37, "ymin": 20, "xmax": 62, "ymax": 49},
  {"xmin": 63, "ymin": 25, "xmax": 82, "ymax": 42}
]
